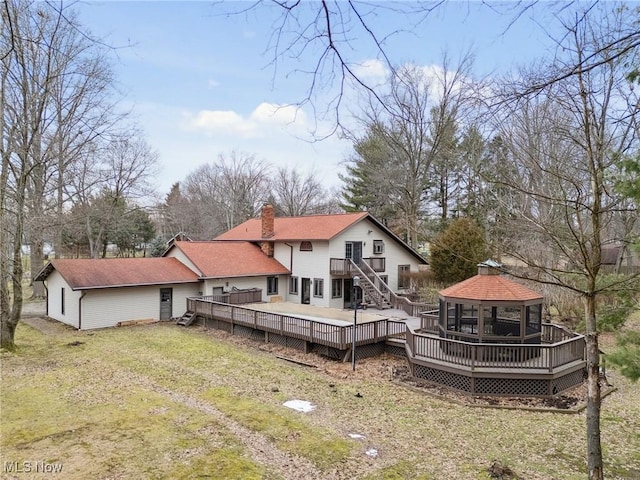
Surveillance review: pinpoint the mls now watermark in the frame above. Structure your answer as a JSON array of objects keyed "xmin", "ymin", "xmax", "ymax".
[{"xmin": 3, "ymin": 460, "xmax": 63, "ymax": 474}]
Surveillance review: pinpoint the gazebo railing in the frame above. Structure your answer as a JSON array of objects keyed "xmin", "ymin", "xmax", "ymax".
[{"xmin": 406, "ymin": 326, "xmax": 585, "ymax": 372}]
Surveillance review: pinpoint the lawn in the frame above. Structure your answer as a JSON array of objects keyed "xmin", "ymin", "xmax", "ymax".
[{"xmin": 1, "ymin": 318, "xmax": 639, "ymax": 479}]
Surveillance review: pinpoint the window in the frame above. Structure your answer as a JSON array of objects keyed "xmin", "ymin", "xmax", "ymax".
[
  {"xmin": 267, "ymin": 276, "xmax": 278, "ymax": 295},
  {"xmin": 526, "ymin": 304, "xmax": 542, "ymax": 334},
  {"xmin": 289, "ymin": 276, "xmax": 299, "ymax": 295},
  {"xmin": 300, "ymin": 241, "xmax": 313, "ymax": 251},
  {"xmin": 398, "ymin": 265, "xmax": 410, "ymax": 288},
  {"xmin": 331, "ymin": 279, "xmax": 342, "ymax": 298},
  {"xmin": 380, "ymin": 275, "xmax": 389, "ymax": 286},
  {"xmin": 345, "ymin": 242, "xmax": 353, "ymax": 259},
  {"xmin": 313, "ymin": 278, "xmax": 324, "ymax": 297},
  {"xmin": 61, "ymin": 287, "xmax": 65, "ymax": 315},
  {"xmin": 373, "ymin": 240, "xmax": 384, "ymax": 254}
]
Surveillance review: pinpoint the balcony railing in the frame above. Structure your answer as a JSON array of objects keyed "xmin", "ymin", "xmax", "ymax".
[{"xmin": 330, "ymin": 257, "xmax": 385, "ymax": 274}]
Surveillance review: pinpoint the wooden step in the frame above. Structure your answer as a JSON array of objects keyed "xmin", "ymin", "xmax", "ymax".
[{"xmin": 176, "ymin": 311, "xmax": 196, "ymax": 327}]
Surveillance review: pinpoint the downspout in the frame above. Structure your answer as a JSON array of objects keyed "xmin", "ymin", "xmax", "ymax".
[
  {"xmin": 78, "ymin": 291, "xmax": 86, "ymax": 330},
  {"xmin": 43, "ymin": 283, "xmax": 48, "ymax": 316},
  {"xmin": 284, "ymin": 243, "xmax": 294, "ymax": 270}
]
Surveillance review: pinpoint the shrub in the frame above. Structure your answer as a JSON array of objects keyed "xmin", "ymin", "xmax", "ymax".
[{"xmin": 429, "ymin": 218, "xmax": 489, "ymax": 283}]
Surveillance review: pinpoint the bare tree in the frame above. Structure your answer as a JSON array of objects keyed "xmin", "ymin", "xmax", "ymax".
[
  {"xmin": 65, "ymin": 134, "xmax": 158, "ymax": 258},
  {"xmin": 489, "ymin": 6, "xmax": 640, "ymax": 478},
  {"xmin": 182, "ymin": 151, "xmax": 270, "ymax": 238},
  {"xmin": 344, "ymin": 54, "xmax": 475, "ymax": 246},
  {"xmin": 1, "ymin": 0, "xmax": 79, "ymax": 348},
  {"xmin": 268, "ymin": 166, "xmax": 337, "ymax": 216}
]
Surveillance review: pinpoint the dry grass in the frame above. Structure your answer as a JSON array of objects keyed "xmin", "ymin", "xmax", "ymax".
[{"xmin": 1, "ymin": 319, "xmax": 639, "ymax": 479}]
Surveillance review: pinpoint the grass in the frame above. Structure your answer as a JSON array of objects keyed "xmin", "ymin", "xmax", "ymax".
[{"xmin": 2, "ymin": 320, "xmax": 640, "ymax": 479}]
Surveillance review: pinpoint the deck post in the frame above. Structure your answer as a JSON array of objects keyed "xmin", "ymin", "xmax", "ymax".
[
  {"xmin": 471, "ymin": 344, "xmax": 476, "ymax": 371},
  {"xmin": 309, "ymin": 321, "xmax": 314, "ymax": 343},
  {"xmin": 548, "ymin": 347, "xmax": 554, "ymax": 372}
]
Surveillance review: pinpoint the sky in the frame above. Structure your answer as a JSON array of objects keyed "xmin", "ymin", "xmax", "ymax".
[{"xmin": 74, "ymin": 1, "xmax": 567, "ymax": 197}]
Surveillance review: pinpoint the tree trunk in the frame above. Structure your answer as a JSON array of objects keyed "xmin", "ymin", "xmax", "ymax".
[
  {"xmin": 0, "ymin": 313, "xmax": 18, "ymax": 351},
  {"xmin": 30, "ymin": 238, "xmax": 45, "ymax": 298},
  {"xmin": 584, "ymin": 294, "xmax": 603, "ymax": 480}
]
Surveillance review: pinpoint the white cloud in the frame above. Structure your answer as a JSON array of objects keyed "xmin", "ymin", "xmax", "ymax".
[
  {"xmin": 184, "ymin": 102, "xmax": 311, "ymax": 138},
  {"xmin": 207, "ymin": 79, "xmax": 220, "ymax": 88},
  {"xmin": 186, "ymin": 109, "xmax": 255, "ymax": 137},
  {"xmin": 250, "ymin": 103, "xmax": 307, "ymax": 127},
  {"xmin": 352, "ymin": 59, "xmax": 388, "ymax": 81},
  {"xmin": 129, "ymin": 101, "xmax": 352, "ymax": 195}
]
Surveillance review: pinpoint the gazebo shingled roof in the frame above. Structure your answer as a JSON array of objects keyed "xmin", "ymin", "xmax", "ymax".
[{"xmin": 438, "ymin": 274, "xmax": 543, "ymax": 302}]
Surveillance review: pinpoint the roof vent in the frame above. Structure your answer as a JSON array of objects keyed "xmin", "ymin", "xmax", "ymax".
[{"xmin": 478, "ymin": 259, "xmax": 502, "ymax": 275}]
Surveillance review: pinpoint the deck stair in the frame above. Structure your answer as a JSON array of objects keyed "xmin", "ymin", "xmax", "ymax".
[
  {"xmin": 176, "ymin": 311, "xmax": 196, "ymax": 327},
  {"xmin": 359, "ymin": 277, "xmax": 393, "ymax": 309},
  {"xmin": 350, "ymin": 260, "xmax": 393, "ymax": 309}
]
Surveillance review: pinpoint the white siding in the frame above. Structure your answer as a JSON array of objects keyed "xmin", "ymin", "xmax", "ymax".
[
  {"xmin": 274, "ymin": 241, "xmax": 332, "ymax": 307},
  {"xmin": 165, "ymin": 248, "xmax": 201, "ymax": 274},
  {"xmin": 46, "ymin": 271, "xmax": 81, "ymax": 328},
  {"xmin": 331, "ymin": 218, "xmax": 425, "ymax": 292},
  {"xmin": 79, "ymin": 283, "xmax": 200, "ymax": 330}
]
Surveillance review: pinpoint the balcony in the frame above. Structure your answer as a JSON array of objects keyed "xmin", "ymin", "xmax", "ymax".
[{"xmin": 330, "ymin": 257, "xmax": 385, "ymax": 275}]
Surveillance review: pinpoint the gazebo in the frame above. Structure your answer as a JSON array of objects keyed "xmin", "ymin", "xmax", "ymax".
[
  {"xmin": 405, "ymin": 261, "xmax": 587, "ymax": 397},
  {"xmin": 437, "ymin": 260, "xmax": 543, "ymax": 348}
]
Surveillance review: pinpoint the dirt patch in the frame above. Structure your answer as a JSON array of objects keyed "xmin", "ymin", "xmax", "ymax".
[
  {"xmin": 21, "ymin": 300, "xmax": 46, "ymax": 317},
  {"xmin": 198, "ymin": 324, "xmax": 600, "ymax": 412},
  {"xmin": 21, "ymin": 316, "xmax": 73, "ymax": 336}
]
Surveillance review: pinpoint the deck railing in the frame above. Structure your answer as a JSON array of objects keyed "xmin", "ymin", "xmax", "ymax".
[
  {"xmin": 357, "ymin": 260, "xmax": 437, "ymax": 316},
  {"xmin": 199, "ymin": 288, "xmax": 262, "ymax": 305},
  {"xmin": 405, "ymin": 325, "xmax": 586, "ymax": 372},
  {"xmin": 187, "ymin": 297, "xmax": 406, "ymax": 350}
]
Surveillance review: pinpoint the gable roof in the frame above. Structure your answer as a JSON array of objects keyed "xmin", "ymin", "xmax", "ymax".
[
  {"xmin": 168, "ymin": 241, "xmax": 290, "ymax": 278},
  {"xmin": 35, "ymin": 257, "xmax": 200, "ymax": 290},
  {"xmin": 439, "ymin": 274, "xmax": 543, "ymax": 302},
  {"xmin": 215, "ymin": 212, "xmax": 369, "ymax": 241},
  {"xmin": 215, "ymin": 211, "xmax": 427, "ymax": 264}
]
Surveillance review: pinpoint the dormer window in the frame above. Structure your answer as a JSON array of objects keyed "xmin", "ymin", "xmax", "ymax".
[
  {"xmin": 373, "ymin": 240, "xmax": 384, "ymax": 255},
  {"xmin": 300, "ymin": 241, "xmax": 313, "ymax": 251}
]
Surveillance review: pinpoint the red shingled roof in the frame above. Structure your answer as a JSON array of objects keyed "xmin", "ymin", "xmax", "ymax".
[
  {"xmin": 38, "ymin": 257, "xmax": 200, "ymax": 290},
  {"xmin": 215, "ymin": 212, "xmax": 369, "ymax": 241},
  {"xmin": 171, "ymin": 241, "xmax": 290, "ymax": 278},
  {"xmin": 439, "ymin": 274, "xmax": 542, "ymax": 302}
]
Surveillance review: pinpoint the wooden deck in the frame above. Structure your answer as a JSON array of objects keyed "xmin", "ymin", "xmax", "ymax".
[
  {"xmin": 187, "ymin": 297, "xmax": 407, "ymax": 351},
  {"xmin": 186, "ymin": 297, "xmax": 586, "ymax": 396}
]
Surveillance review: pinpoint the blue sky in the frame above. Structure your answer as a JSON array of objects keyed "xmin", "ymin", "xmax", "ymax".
[{"xmin": 75, "ymin": 1, "xmax": 564, "ymax": 197}]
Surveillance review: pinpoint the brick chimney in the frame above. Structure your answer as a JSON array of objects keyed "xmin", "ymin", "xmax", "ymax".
[{"xmin": 260, "ymin": 203, "xmax": 275, "ymax": 257}]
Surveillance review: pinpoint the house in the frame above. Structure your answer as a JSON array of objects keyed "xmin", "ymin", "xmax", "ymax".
[
  {"xmin": 215, "ymin": 204, "xmax": 428, "ymax": 309},
  {"xmin": 36, "ymin": 205, "xmax": 426, "ymax": 329}
]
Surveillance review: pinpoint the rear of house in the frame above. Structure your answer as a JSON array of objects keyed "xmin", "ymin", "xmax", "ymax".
[{"xmin": 216, "ymin": 205, "xmax": 428, "ymax": 309}]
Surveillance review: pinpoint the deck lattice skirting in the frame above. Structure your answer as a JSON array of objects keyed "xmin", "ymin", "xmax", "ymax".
[{"xmin": 405, "ymin": 323, "xmax": 587, "ymax": 397}]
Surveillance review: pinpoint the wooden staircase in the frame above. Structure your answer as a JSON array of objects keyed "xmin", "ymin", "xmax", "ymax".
[
  {"xmin": 349, "ymin": 260, "xmax": 393, "ymax": 309},
  {"xmin": 176, "ymin": 311, "xmax": 196, "ymax": 327},
  {"xmin": 359, "ymin": 277, "xmax": 393, "ymax": 309}
]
